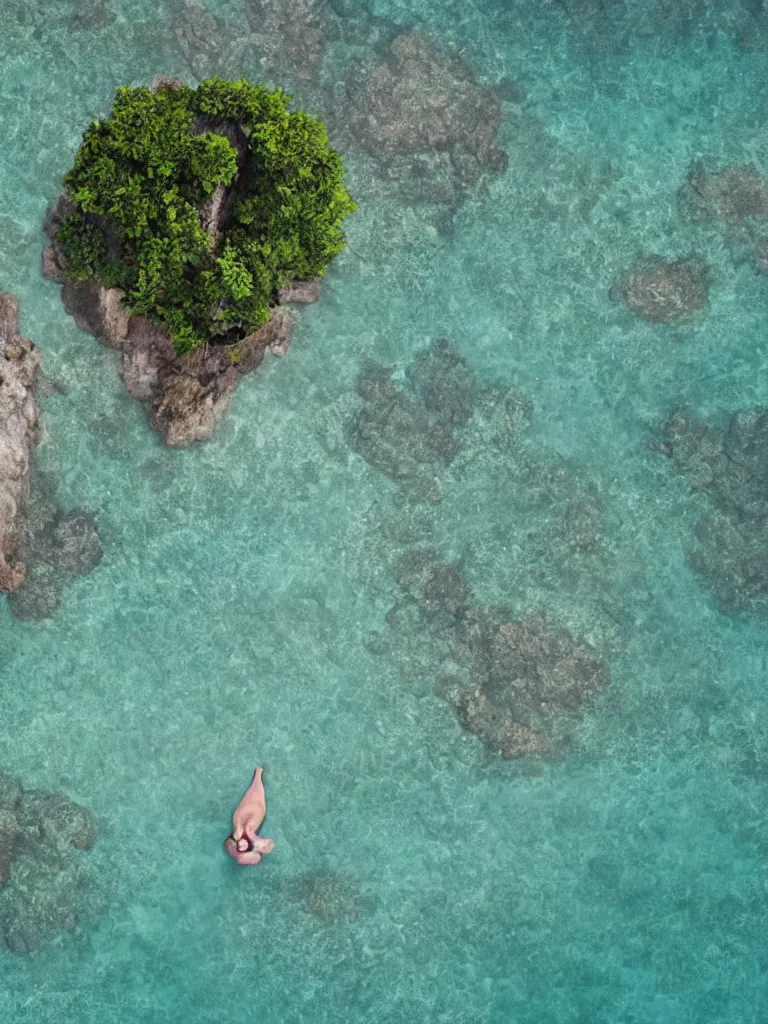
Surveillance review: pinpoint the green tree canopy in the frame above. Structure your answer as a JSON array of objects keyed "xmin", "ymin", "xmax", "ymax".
[{"xmin": 57, "ymin": 78, "xmax": 356, "ymax": 354}]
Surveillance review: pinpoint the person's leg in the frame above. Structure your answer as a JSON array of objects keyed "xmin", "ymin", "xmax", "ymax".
[
  {"xmin": 241, "ymin": 767, "xmax": 267, "ymax": 821},
  {"xmin": 232, "ymin": 767, "xmax": 267, "ymax": 843},
  {"xmin": 246, "ymin": 767, "xmax": 266, "ymax": 804}
]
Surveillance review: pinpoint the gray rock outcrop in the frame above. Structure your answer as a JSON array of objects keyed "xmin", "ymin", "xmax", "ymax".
[
  {"xmin": 0, "ymin": 294, "xmax": 40, "ymax": 592},
  {"xmin": 0, "ymin": 770, "xmax": 96, "ymax": 955}
]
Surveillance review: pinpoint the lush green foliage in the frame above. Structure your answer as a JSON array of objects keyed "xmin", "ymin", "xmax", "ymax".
[{"xmin": 58, "ymin": 78, "xmax": 356, "ymax": 353}]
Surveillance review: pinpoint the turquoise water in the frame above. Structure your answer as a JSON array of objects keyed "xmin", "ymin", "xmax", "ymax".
[{"xmin": 1, "ymin": 0, "xmax": 767, "ymax": 1020}]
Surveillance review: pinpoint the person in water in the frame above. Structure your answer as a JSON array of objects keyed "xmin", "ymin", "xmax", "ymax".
[{"xmin": 224, "ymin": 767, "xmax": 276, "ymax": 865}]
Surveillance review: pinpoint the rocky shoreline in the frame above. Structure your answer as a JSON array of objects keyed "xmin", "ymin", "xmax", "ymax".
[
  {"xmin": 0, "ymin": 290, "xmax": 102, "ymax": 615},
  {"xmin": 0, "ymin": 294, "xmax": 40, "ymax": 593},
  {"xmin": 44, "ymin": 195, "xmax": 321, "ymax": 447}
]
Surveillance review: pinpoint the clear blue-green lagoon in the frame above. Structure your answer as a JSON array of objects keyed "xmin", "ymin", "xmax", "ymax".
[{"xmin": 1, "ymin": 0, "xmax": 767, "ymax": 1020}]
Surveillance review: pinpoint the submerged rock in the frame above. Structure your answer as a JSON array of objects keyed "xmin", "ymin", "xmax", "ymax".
[
  {"xmin": 678, "ymin": 162, "xmax": 768, "ymax": 226},
  {"xmin": 610, "ymin": 256, "xmax": 710, "ymax": 325},
  {"xmin": 68, "ymin": 0, "xmax": 115, "ymax": 31},
  {"xmin": 173, "ymin": 4, "xmax": 250, "ymax": 80},
  {"xmin": 8, "ymin": 471, "xmax": 102, "ymax": 622},
  {"xmin": 559, "ymin": 498, "xmax": 604, "ymax": 553},
  {"xmin": 0, "ymin": 855, "xmax": 81, "ymax": 955},
  {"xmin": 0, "ymin": 774, "xmax": 96, "ymax": 955},
  {"xmin": 244, "ymin": 0, "xmax": 327, "ymax": 83},
  {"xmin": 0, "ymin": 811, "xmax": 19, "ymax": 887},
  {"xmin": 289, "ymin": 872, "xmax": 366, "ymax": 924},
  {"xmin": 406, "ymin": 337, "xmax": 477, "ymax": 429},
  {"xmin": 341, "ymin": 32, "xmax": 507, "ymax": 204},
  {"xmin": 678, "ymin": 161, "xmax": 768, "ymax": 276},
  {"xmin": 660, "ymin": 408, "xmax": 768, "ymax": 610},
  {"xmin": 7, "ymin": 563, "xmax": 61, "ymax": 620},
  {"xmin": 347, "ymin": 339, "xmax": 476, "ymax": 497},
  {"xmin": 50, "ymin": 511, "xmax": 102, "ymax": 574},
  {"xmin": 0, "ymin": 771, "xmax": 22, "ymax": 812},
  {"xmin": 0, "ymin": 293, "xmax": 40, "ymax": 593},
  {"xmin": 393, "ymin": 551, "xmax": 608, "ymax": 758},
  {"xmin": 15, "ymin": 790, "xmax": 97, "ymax": 855}
]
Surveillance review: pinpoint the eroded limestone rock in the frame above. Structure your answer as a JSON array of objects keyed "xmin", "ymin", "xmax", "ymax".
[{"xmin": 0, "ymin": 294, "xmax": 40, "ymax": 592}]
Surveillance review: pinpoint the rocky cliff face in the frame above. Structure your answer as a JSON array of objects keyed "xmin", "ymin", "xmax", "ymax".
[{"xmin": 0, "ymin": 294, "xmax": 40, "ymax": 592}]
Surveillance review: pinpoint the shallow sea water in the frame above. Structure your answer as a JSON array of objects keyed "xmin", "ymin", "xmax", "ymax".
[{"xmin": 1, "ymin": 0, "xmax": 767, "ymax": 1021}]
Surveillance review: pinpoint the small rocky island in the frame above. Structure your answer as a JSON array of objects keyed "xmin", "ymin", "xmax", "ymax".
[{"xmin": 44, "ymin": 76, "xmax": 356, "ymax": 446}]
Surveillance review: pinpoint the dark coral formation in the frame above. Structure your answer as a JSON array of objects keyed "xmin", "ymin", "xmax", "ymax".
[
  {"xmin": 660, "ymin": 409, "xmax": 768, "ymax": 611},
  {"xmin": 393, "ymin": 550, "xmax": 608, "ymax": 758},
  {"xmin": 288, "ymin": 872, "xmax": 366, "ymax": 924},
  {"xmin": 244, "ymin": 0, "xmax": 327, "ymax": 83},
  {"xmin": 8, "ymin": 472, "xmax": 102, "ymax": 621},
  {"xmin": 68, "ymin": 0, "xmax": 115, "ymax": 32},
  {"xmin": 679, "ymin": 162, "xmax": 768, "ymax": 225},
  {"xmin": 610, "ymin": 256, "xmax": 710, "ymax": 325},
  {"xmin": 0, "ymin": 294, "xmax": 40, "ymax": 593},
  {"xmin": 678, "ymin": 162, "xmax": 768, "ymax": 276},
  {"xmin": 0, "ymin": 292, "xmax": 100, "ymax": 614},
  {"xmin": 173, "ymin": 5, "xmax": 250, "ymax": 80},
  {"xmin": 348, "ymin": 339, "xmax": 475, "ymax": 495},
  {"xmin": 0, "ymin": 770, "xmax": 96, "ymax": 955},
  {"xmin": 341, "ymin": 32, "xmax": 507, "ymax": 205},
  {"xmin": 347, "ymin": 339, "xmax": 477, "ymax": 496},
  {"xmin": 44, "ymin": 195, "xmax": 313, "ymax": 447}
]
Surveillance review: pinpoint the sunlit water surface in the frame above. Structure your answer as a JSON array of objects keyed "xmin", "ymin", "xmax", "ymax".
[{"xmin": 1, "ymin": 0, "xmax": 766, "ymax": 1021}]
